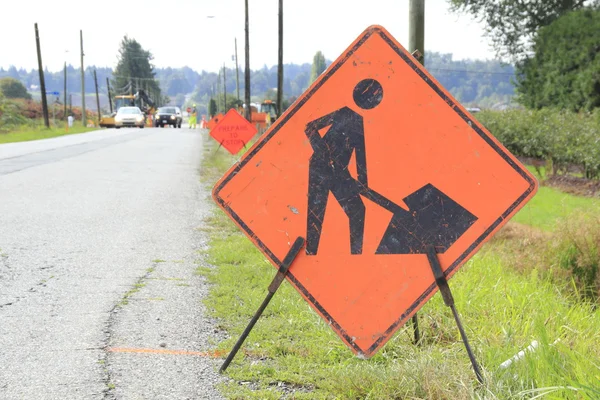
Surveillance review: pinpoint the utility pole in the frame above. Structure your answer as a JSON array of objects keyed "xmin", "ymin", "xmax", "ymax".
[
  {"xmin": 244, "ymin": 0, "xmax": 251, "ymax": 122},
  {"xmin": 223, "ymin": 63, "xmax": 227, "ymax": 111},
  {"xmin": 93, "ymin": 69, "xmax": 101, "ymax": 126},
  {"xmin": 106, "ymin": 78, "xmax": 113, "ymax": 113},
  {"xmin": 216, "ymin": 71, "xmax": 222, "ymax": 113},
  {"xmin": 277, "ymin": 0, "xmax": 283, "ymax": 118},
  {"xmin": 80, "ymin": 30, "xmax": 86, "ymax": 127},
  {"xmin": 235, "ymin": 38, "xmax": 240, "ymax": 100},
  {"xmin": 63, "ymin": 61, "xmax": 67, "ymax": 121},
  {"xmin": 69, "ymin": 94, "xmax": 72, "ymax": 115},
  {"xmin": 35, "ymin": 23, "xmax": 50, "ymax": 128},
  {"xmin": 409, "ymin": 0, "xmax": 425, "ymax": 65},
  {"xmin": 408, "ymin": 0, "xmax": 425, "ymax": 346}
]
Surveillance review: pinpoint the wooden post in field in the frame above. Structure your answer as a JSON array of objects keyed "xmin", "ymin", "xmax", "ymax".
[
  {"xmin": 408, "ymin": 0, "xmax": 425, "ymax": 345},
  {"xmin": 277, "ymin": 0, "xmax": 283, "ymax": 118},
  {"xmin": 63, "ymin": 61, "xmax": 67, "ymax": 121},
  {"xmin": 409, "ymin": 0, "xmax": 425, "ymax": 65},
  {"xmin": 244, "ymin": 0, "xmax": 251, "ymax": 122},
  {"xmin": 35, "ymin": 23, "xmax": 50, "ymax": 128},
  {"xmin": 106, "ymin": 78, "xmax": 113, "ymax": 113},
  {"xmin": 217, "ymin": 70, "xmax": 222, "ymax": 113},
  {"xmin": 235, "ymin": 38, "xmax": 240, "ymax": 100},
  {"xmin": 94, "ymin": 69, "xmax": 101, "ymax": 126},
  {"xmin": 80, "ymin": 30, "xmax": 86, "ymax": 127}
]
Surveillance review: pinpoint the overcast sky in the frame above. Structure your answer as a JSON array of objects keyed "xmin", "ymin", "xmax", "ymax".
[{"xmin": 1, "ymin": 0, "xmax": 495, "ymax": 73}]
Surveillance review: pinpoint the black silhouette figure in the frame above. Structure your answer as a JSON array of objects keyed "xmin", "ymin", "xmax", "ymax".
[
  {"xmin": 305, "ymin": 79, "xmax": 478, "ymax": 256},
  {"xmin": 305, "ymin": 79, "xmax": 382, "ymax": 255}
]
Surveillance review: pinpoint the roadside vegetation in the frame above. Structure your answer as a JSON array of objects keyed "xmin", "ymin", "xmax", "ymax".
[
  {"xmin": 476, "ymin": 109, "xmax": 600, "ymax": 180},
  {"xmin": 198, "ymin": 135, "xmax": 600, "ymax": 399},
  {"xmin": 0, "ymin": 91, "xmax": 96, "ymax": 143},
  {"xmin": 0, "ymin": 123, "xmax": 98, "ymax": 144}
]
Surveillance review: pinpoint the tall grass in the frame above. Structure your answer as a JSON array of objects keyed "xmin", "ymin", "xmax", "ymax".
[{"xmin": 495, "ymin": 215, "xmax": 600, "ymax": 303}]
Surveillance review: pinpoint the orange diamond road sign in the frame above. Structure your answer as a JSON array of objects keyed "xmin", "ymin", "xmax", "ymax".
[
  {"xmin": 210, "ymin": 109, "xmax": 257, "ymax": 155},
  {"xmin": 212, "ymin": 25, "xmax": 538, "ymax": 357},
  {"xmin": 207, "ymin": 113, "xmax": 224, "ymax": 131}
]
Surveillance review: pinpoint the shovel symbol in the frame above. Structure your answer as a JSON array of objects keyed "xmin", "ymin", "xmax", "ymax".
[{"xmin": 361, "ymin": 184, "xmax": 477, "ymax": 254}]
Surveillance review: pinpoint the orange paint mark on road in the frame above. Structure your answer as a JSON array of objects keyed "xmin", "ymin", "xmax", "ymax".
[{"xmin": 107, "ymin": 347, "xmax": 226, "ymax": 358}]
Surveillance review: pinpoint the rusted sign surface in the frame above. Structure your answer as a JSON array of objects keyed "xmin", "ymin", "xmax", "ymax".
[
  {"xmin": 209, "ymin": 109, "xmax": 257, "ymax": 155},
  {"xmin": 213, "ymin": 25, "xmax": 537, "ymax": 357}
]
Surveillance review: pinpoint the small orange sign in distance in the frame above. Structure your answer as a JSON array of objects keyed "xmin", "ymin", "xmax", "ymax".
[
  {"xmin": 207, "ymin": 113, "xmax": 224, "ymax": 131},
  {"xmin": 210, "ymin": 109, "xmax": 257, "ymax": 155},
  {"xmin": 212, "ymin": 25, "xmax": 537, "ymax": 358}
]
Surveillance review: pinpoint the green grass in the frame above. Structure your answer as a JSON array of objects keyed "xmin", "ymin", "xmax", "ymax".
[
  {"xmin": 512, "ymin": 186, "xmax": 600, "ymax": 231},
  {"xmin": 0, "ymin": 123, "xmax": 98, "ymax": 144},
  {"xmin": 513, "ymin": 165, "xmax": 600, "ymax": 231},
  {"xmin": 199, "ymin": 142, "xmax": 600, "ymax": 399}
]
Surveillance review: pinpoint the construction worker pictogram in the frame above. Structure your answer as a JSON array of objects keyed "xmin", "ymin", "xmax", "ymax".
[
  {"xmin": 305, "ymin": 78, "xmax": 476, "ymax": 256},
  {"xmin": 213, "ymin": 25, "xmax": 537, "ymax": 357}
]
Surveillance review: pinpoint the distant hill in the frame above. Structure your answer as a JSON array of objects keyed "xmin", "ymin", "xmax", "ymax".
[
  {"xmin": 0, "ymin": 52, "xmax": 515, "ymax": 111},
  {"xmin": 424, "ymin": 52, "xmax": 515, "ymax": 108}
]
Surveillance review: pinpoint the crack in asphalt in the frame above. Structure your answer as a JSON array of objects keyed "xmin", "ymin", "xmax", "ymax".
[
  {"xmin": 101, "ymin": 264, "xmax": 157, "ymax": 399},
  {"xmin": 0, "ymin": 270, "xmax": 54, "ymax": 309}
]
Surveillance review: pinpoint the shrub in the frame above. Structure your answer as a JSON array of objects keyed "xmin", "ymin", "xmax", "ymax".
[
  {"xmin": 552, "ymin": 215, "xmax": 600, "ymax": 302},
  {"xmin": 476, "ymin": 109, "xmax": 600, "ymax": 179},
  {"xmin": 495, "ymin": 218, "xmax": 600, "ymax": 303},
  {"xmin": 0, "ymin": 93, "xmax": 28, "ymax": 131},
  {"xmin": 0, "ymin": 77, "xmax": 32, "ymax": 100}
]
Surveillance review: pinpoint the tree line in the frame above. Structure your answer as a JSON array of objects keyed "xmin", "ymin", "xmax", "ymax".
[
  {"xmin": 451, "ymin": 0, "xmax": 600, "ymax": 112},
  {"xmin": 1, "ymin": 51, "xmax": 516, "ymax": 112}
]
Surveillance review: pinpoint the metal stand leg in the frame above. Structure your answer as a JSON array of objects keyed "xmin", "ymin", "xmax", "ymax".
[
  {"xmin": 220, "ymin": 237, "xmax": 305, "ymax": 372},
  {"xmin": 215, "ymin": 139, "xmax": 225, "ymax": 154},
  {"xmin": 425, "ymin": 245, "xmax": 484, "ymax": 384},
  {"xmin": 411, "ymin": 314, "xmax": 420, "ymax": 345}
]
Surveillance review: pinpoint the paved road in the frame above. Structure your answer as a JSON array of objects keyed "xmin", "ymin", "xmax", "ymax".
[{"xmin": 0, "ymin": 127, "xmax": 224, "ymax": 399}]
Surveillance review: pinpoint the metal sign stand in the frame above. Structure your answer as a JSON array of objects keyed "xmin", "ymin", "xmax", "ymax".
[
  {"xmin": 220, "ymin": 237, "xmax": 305, "ymax": 372},
  {"xmin": 217, "ymin": 239, "xmax": 483, "ymax": 381},
  {"xmin": 214, "ymin": 139, "xmax": 225, "ymax": 154},
  {"xmin": 424, "ymin": 244, "xmax": 484, "ymax": 383},
  {"xmin": 214, "ymin": 140, "xmax": 247, "ymax": 154}
]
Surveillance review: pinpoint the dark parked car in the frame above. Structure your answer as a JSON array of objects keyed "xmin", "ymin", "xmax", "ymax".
[{"xmin": 154, "ymin": 107, "xmax": 182, "ymax": 128}]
